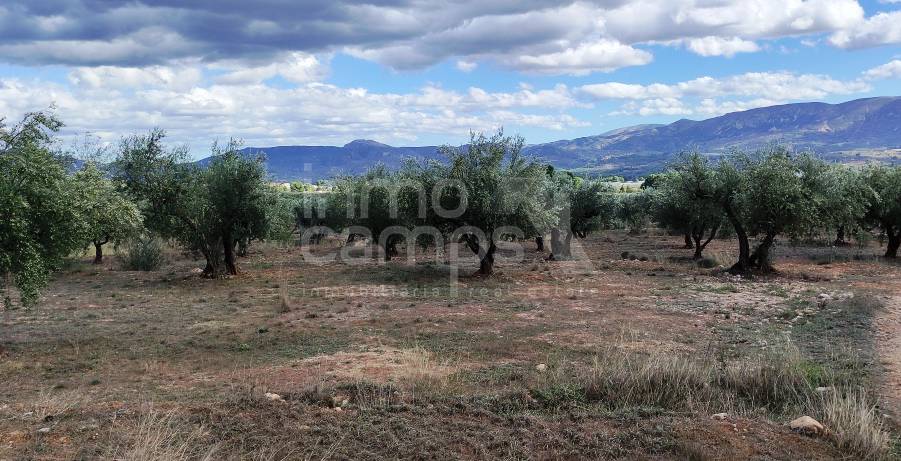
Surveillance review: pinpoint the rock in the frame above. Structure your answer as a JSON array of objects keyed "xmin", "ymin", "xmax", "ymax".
[
  {"xmin": 789, "ymin": 416, "xmax": 825, "ymax": 435},
  {"xmin": 264, "ymin": 392, "xmax": 283, "ymax": 402},
  {"xmin": 334, "ymin": 407, "xmax": 343, "ymax": 413},
  {"xmin": 535, "ymin": 363, "xmax": 547, "ymax": 372},
  {"xmin": 36, "ymin": 427, "xmax": 51, "ymax": 434},
  {"xmin": 190, "ymin": 267, "xmax": 204, "ymax": 275},
  {"xmin": 711, "ymin": 413, "xmax": 729, "ymax": 420}
]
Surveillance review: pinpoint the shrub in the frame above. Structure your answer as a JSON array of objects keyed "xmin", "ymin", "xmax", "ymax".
[
  {"xmin": 531, "ymin": 344, "xmax": 893, "ymax": 459},
  {"xmin": 122, "ymin": 237, "xmax": 165, "ymax": 271}
]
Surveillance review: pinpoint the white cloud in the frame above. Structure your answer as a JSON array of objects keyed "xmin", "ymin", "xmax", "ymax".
[
  {"xmin": 511, "ymin": 40, "xmax": 653, "ymax": 75},
  {"xmin": 863, "ymin": 59, "xmax": 901, "ymax": 79},
  {"xmin": 68, "ymin": 65, "xmax": 203, "ymax": 91},
  {"xmin": 456, "ymin": 60, "xmax": 477, "ymax": 72},
  {"xmin": 582, "ymin": 67, "xmax": 876, "ymax": 117},
  {"xmin": 581, "ymin": 71, "xmax": 870, "ymax": 102},
  {"xmin": 684, "ymin": 36, "xmax": 761, "ymax": 57},
  {"xmin": 603, "ymin": 0, "xmax": 865, "ymax": 43},
  {"xmin": 829, "ymin": 11, "xmax": 901, "ymax": 48},
  {"xmin": 0, "ymin": 71, "xmax": 590, "ymax": 154},
  {"xmin": 214, "ymin": 52, "xmax": 326, "ymax": 85}
]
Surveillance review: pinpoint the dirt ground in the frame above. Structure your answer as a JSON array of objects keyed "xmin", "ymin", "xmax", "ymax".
[{"xmin": 1, "ymin": 230, "xmax": 899, "ymax": 459}]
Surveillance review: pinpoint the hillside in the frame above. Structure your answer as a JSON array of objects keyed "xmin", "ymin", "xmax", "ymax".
[{"xmin": 211, "ymin": 97, "xmax": 901, "ymax": 181}]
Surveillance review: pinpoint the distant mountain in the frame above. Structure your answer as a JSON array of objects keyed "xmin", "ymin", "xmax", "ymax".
[
  {"xmin": 524, "ymin": 96, "xmax": 901, "ymax": 177},
  {"xmin": 221, "ymin": 140, "xmax": 443, "ymax": 181},
  {"xmin": 203, "ymin": 96, "xmax": 901, "ymax": 181}
]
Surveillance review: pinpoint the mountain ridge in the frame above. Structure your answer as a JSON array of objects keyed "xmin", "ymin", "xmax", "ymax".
[{"xmin": 217, "ymin": 96, "xmax": 901, "ymax": 181}]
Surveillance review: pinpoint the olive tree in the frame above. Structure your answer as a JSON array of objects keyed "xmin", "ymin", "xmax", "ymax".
[
  {"xmin": 716, "ymin": 148, "xmax": 832, "ymax": 273},
  {"xmin": 861, "ymin": 165, "xmax": 901, "ymax": 258},
  {"xmin": 653, "ymin": 153, "xmax": 723, "ymax": 260},
  {"xmin": 71, "ymin": 163, "xmax": 143, "ymax": 264},
  {"xmin": 411, "ymin": 131, "xmax": 554, "ymax": 275},
  {"xmin": 328, "ymin": 165, "xmax": 424, "ymax": 260},
  {"xmin": 115, "ymin": 132, "xmax": 274, "ymax": 276},
  {"xmin": 616, "ymin": 191, "xmax": 653, "ymax": 235},
  {"xmin": 547, "ymin": 174, "xmax": 616, "ymax": 260},
  {"xmin": 819, "ymin": 165, "xmax": 872, "ymax": 246},
  {"xmin": 1, "ymin": 113, "xmax": 85, "ymax": 307}
]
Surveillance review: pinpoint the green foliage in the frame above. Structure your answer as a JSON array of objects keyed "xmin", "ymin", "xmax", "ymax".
[
  {"xmin": 404, "ymin": 131, "xmax": 554, "ymax": 273},
  {"xmin": 616, "ymin": 192, "xmax": 653, "ymax": 234},
  {"xmin": 569, "ymin": 180, "xmax": 617, "ymax": 238},
  {"xmin": 328, "ymin": 165, "xmax": 424, "ymax": 259},
  {"xmin": 266, "ymin": 191, "xmax": 302, "ymax": 243},
  {"xmin": 640, "ymin": 173, "xmax": 666, "ymax": 190},
  {"xmin": 290, "ymin": 181, "xmax": 316, "ymax": 192},
  {"xmin": 0, "ymin": 112, "xmax": 85, "ymax": 307},
  {"xmin": 114, "ymin": 132, "xmax": 275, "ymax": 275},
  {"xmin": 544, "ymin": 171, "xmax": 616, "ymax": 258},
  {"xmin": 861, "ymin": 164, "xmax": 901, "ymax": 257},
  {"xmin": 651, "ymin": 153, "xmax": 723, "ymax": 258},
  {"xmin": 122, "ymin": 236, "xmax": 165, "ymax": 271},
  {"xmin": 71, "ymin": 162, "xmax": 143, "ymax": 261},
  {"xmin": 707, "ymin": 147, "xmax": 864, "ymax": 272}
]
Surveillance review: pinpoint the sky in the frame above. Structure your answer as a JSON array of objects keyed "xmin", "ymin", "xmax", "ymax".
[{"xmin": 0, "ymin": 0, "xmax": 900, "ymax": 158}]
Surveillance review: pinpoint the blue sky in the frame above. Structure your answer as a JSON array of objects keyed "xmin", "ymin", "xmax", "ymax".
[{"xmin": 0, "ymin": 0, "xmax": 899, "ymax": 158}]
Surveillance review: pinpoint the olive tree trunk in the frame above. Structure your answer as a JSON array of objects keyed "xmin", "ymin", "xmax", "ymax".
[
  {"xmin": 691, "ymin": 224, "xmax": 719, "ymax": 260},
  {"xmin": 93, "ymin": 243, "xmax": 104, "ymax": 264},
  {"xmin": 725, "ymin": 207, "xmax": 752, "ymax": 274},
  {"xmin": 223, "ymin": 232, "xmax": 239, "ymax": 275},
  {"xmin": 887, "ymin": 228, "xmax": 900, "ymax": 259},
  {"xmin": 92, "ymin": 237, "xmax": 109, "ymax": 264},
  {"xmin": 683, "ymin": 232, "xmax": 694, "ymax": 249}
]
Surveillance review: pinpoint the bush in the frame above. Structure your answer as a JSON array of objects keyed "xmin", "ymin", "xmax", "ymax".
[{"xmin": 122, "ymin": 237, "xmax": 165, "ymax": 271}]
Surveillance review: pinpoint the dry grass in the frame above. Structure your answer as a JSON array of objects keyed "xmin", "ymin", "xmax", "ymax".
[
  {"xmin": 393, "ymin": 346, "xmax": 454, "ymax": 399},
  {"xmin": 535, "ymin": 343, "xmax": 894, "ymax": 460},
  {"xmin": 109, "ymin": 407, "xmax": 218, "ymax": 461},
  {"xmin": 277, "ymin": 276, "xmax": 292, "ymax": 313},
  {"xmin": 819, "ymin": 389, "xmax": 893, "ymax": 460},
  {"xmin": 29, "ymin": 388, "xmax": 84, "ymax": 422}
]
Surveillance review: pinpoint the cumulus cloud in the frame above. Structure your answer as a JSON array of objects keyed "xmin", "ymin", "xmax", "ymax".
[
  {"xmin": 581, "ymin": 71, "xmax": 869, "ymax": 101},
  {"xmin": 829, "ymin": 11, "xmax": 901, "ymax": 48},
  {"xmin": 0, "ymin": 0, "xmax": 894, "ymax": 74},
  {"xmin": 511, "ymin": 40, "xmax": 653, "ymax": 75},
  {"xmin": 683, "ymin": 36, "xmax": 761, "ymax": 57},
  {"xmin": 213, "ymin": 52, "xmax": 327, "ymax": 85},
  {"xmin": 0, "ymin": 69, "xmax": 590, "ymax": 154},
  {"xmin": 456, "ymin": 60, "xmax": 477, "ymax": 72},
  {"xmin": 581, "ymin": 68, "xmax": 875, "ymax": 116},
  {"xmin": 68, "ymin": 65, "xmax": 203, "ymax": 91},
  {"xmin": 863, "ymin": 59, "xmax": 901, "ymax": 79}
]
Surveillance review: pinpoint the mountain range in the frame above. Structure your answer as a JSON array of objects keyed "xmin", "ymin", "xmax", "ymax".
[{"xmin": 217, "ymin": 96, "xmax": 901, "ymax": 181}]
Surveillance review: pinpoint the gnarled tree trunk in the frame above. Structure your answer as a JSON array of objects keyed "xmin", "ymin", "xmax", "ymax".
[
  {"xmin": 725, "ymin": 207, "xmax": 752, "ymax": 274},
  {"xmin": 223, "ymin": 232, "xmax": 239, "ymax": 275},
  {"xmin": 691, "ymin": 224, "xmax": 719, "ymax": 260},
  {"xmin": 463, "ymin": 235, "xmax": 496, "ymax": 275},
  {"xmin": 834, "ymin": 226, "xmax": 847, "ymax": 246},
  {"xmin": 886, "ymin": 228, "xmax": 900, "ymax": 259},
  {"xmin": 749, "ymin": 232, "xmax": 776, "ymax": 272},
  {"xmin": 93, "ymin": 243, "xmax": 103, "ymax": 264},
  {"xmin": 683, "ymin": 232, "xmax": 694, "ymax": 249},
  {"xmin": 478, "ymin": 243, "xmax": 496, "ymax": 275},
  {"xmin": 92, "ymin": 237, "xmax": 109, "ymax": 264}
]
